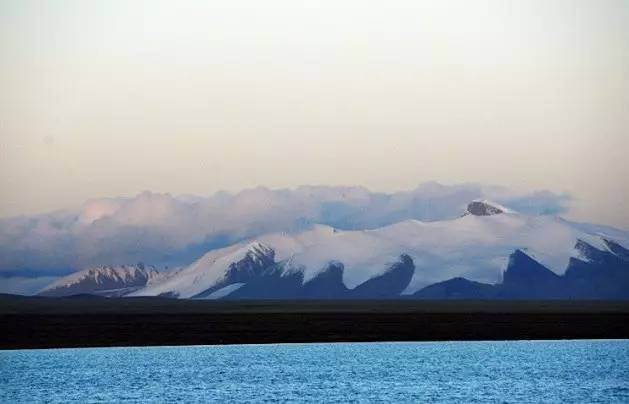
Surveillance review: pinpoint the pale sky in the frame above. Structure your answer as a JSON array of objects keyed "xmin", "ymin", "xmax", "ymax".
[{"xmin": 1, "ymin": 0, "xmax": 628, "ymax": 227}]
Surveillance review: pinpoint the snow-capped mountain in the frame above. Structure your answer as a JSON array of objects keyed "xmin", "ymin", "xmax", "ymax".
[
  {"xmin": 126, "ymin": 200, "xmax": 629, "ymax": 300},
  {"xmin": 38, "ymin": 264, "xmax": 162, "ymax": 297}
]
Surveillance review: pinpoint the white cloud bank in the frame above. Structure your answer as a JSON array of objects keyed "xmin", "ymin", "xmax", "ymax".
[{"xmin": 0, "ymin": 182, "xmax": 572, "ymax": 278}]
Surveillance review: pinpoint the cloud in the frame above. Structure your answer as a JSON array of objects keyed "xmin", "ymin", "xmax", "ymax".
[
  {"xmin": 499, "ymin": 190, "xmax": 572, "ymax": 216},
  {"xmin": 0, "ymin": 183, "xmax": 572, "ymax": 278},
  {"xmin": 0, "ymin": 276, "xmax": 59, "ymax": 296}
]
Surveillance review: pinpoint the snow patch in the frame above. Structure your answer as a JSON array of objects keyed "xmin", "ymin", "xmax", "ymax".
[{"xmin": 203, "ymin": 283, "xmax": 245, "ymax": 299}]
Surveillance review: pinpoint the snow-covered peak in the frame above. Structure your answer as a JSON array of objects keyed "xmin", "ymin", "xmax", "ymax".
[
  {"xmin": 39, "ymin": 264, "xmax": 160, "ymax": 297},
  {"xmin": 464, "ymin": 200, "xmax": 513, "ymax": 216},
  {"xmin": 244, "ymin": 241, "xmax": 275, "ymax": 263},
  {"xmin": 130, "ymin": 241, "xmax": 277, "ymax": 298},
  {"xmin": 130, "ymin": 225, "xmax": 341, "ymax": 298}
]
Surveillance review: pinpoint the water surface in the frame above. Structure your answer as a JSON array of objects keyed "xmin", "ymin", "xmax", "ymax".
[{"xmin": 1, "ymin": 340, "xmax": 628, "ymax": 403}]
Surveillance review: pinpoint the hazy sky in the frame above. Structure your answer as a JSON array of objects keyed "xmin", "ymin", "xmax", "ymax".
[{"xmin": 1, "ymin": 0, "xmax": 628, "ymax": 227}]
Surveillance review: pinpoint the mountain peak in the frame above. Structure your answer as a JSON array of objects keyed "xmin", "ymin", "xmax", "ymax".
[
  {"xmin": 38, "ymin": 264, "xmax": 160, "ymax": 297},
  {"xmin": 245, "ymin": 242, "xmax": 275, "ymax": 264},
  {"xmin": 247, "ymin": 241, "xmax": 273, "ymax": 254},
  {"xmin": 464, "ymin": 200, "xmax": 511, "ymax": 216}
]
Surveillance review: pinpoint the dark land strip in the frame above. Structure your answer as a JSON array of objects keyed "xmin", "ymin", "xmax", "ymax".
[{"xmin": 2, "ymin": 296, "xmax": 629, "ymax": 349}]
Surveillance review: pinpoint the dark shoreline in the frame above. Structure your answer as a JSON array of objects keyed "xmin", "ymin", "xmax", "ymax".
[{"xmin": 2, "ymin": 296, "xmax": 629, "ymax": 350}]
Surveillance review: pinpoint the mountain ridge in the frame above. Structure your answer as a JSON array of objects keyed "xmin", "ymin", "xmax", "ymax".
[{"xmin": 38, "ymin": 201, "xmax": 629, "ymax": 300}]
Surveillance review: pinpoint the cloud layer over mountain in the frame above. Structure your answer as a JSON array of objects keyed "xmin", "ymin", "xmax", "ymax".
[{"xmin": 0, "ymin": 183, "xmax": 571, "ymax": 278}]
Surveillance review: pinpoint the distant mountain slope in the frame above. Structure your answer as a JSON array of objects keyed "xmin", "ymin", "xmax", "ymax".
[
  {"xmin": 38, "ymin": 264, "xmax": 161, "ymax": 297},
  {"xmin": 119, "ymin": 201, "xmax": 629, "ymax": 300},
  {"xmin": 412, "ymin": 277, "xmax": 496, "ymax": 299},
  {"xmin": 413, "ymin": 242, "xmax": 629, "ymax": 300}
]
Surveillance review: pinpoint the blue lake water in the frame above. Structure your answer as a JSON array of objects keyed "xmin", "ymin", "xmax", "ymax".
[{"xmin": 1, "ymin": 340, "xmax": 629, "ymax": 403}]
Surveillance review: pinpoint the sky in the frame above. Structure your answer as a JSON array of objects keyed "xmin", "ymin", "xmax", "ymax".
[{"xmin": 1, "ymin": 0, "xmax": 628, "ymax": 228}]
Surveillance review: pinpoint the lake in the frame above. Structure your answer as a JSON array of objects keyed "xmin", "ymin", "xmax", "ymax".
[{"xmin": 1, "ymin": 340, "xmax": 628, "ymax": 403}]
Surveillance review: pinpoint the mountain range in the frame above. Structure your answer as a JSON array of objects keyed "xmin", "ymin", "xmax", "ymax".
[
  {"xmin": 38, "ymin": 201, "xmax": 629, "ymax": 300},
  {"xmin": 0, "ymin": 183, "xmax": 572, "ymax": 281}
]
